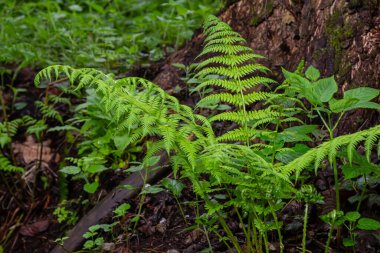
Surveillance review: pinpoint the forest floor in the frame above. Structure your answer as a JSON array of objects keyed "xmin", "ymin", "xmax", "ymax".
[{"xmin": 1, "ymin": 67, "xmax": 379, "ymax": 253}]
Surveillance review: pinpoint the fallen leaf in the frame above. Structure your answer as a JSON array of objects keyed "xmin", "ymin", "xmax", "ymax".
[{"xmin": 19, "ymin": 220, "xmax": 49, "ymax": 236}]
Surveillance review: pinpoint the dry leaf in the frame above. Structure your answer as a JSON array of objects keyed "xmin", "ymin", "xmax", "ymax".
[{"xmin": 19, "ymin": 220, "xmax": 49, "ymax": 237}]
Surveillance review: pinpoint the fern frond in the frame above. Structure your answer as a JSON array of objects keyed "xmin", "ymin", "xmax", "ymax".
[
  {"xmin": 198, "ymin": 92, "xmax": 272, "ymax": 108},
  {"xmin": 0, "ymin": 154, "xmax": 24, "ymax": 173},
  {"xmin": 281, "ymin": 125, "xmax": 380, "ymax": 177}
]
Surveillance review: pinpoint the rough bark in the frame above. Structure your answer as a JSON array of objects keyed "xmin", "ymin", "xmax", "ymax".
[{"xmin": 152, "ymin": 0, "xmax": 380, "ymax": 132}]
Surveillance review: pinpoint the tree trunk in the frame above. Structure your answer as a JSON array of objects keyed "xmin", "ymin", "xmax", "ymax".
[{"xmin": 151, "ymin": 0, "xmax": 380, "ymax": 132}]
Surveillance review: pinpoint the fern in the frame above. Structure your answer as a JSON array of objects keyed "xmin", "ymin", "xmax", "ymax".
[
  {"xmin": 194, "ymin": 15, "xmax": 279, "ymax": 143},
  {"xmin": 0, "ymin": 154, "xmax": 23, "ymax": 173},
  {"xmin": 35, "ymin": 65, "xmax": 215, "ymax": 176},
  {"xmin": 281, "ymin": 125, "xmax": 380, "ymax": 178}
]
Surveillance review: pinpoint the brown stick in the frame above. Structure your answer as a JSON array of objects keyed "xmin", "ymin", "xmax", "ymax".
[{"xmin": 51, "ymin": 152, "xmax": 170, "ymax": 253}]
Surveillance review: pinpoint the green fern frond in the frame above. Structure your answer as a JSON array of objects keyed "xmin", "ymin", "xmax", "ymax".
[
  {"xmin": 211, "ymin": 109, "xmax": 280, "ymax": 124},
  {"xmin": 0, "ymin": 154, "xmax": 24, "ymax": 173},
  {"xmin": 198, "ymin": 92, "xmax": 272, "ymax": 108},
  {"xmin": 281, "ymin": 125, "xmax": 380, "ymax": 177},
  {"xmin": 193, "ymin": 76, "xmax": 274, "ymax": 93}
]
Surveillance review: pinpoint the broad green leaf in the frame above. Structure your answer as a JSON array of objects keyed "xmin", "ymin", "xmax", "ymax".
[
  {"xmin": 313, "ymin": 76, "xmax": 338, "ymax": 103},
  {"xmin": 87, "ymin": 164, "xmax": 107, "ymax": 174},
  {"xmin": 278, "ymin": 125, "xmax": 318, "ymax": 142},
  {"xmin": 60, "ymin": 166, "xmax": 81, "ymax": 175},
  {"xmin": 345, "ymin": 211, "xmax": 360, "ymax": 222},
  {"xmin": 344, "ymin": 87, "xmax": 380, "ymax": 101},
  {"xmin": 84, "ymin": 182, "xmax": 99, "ymax": 193},
  {"xmin": 343, "ymin": 238, "xmax": 356, "ymax": 247},
  {"xmin": 342, "ymin": 164, "xmax": 380, "ymax": 179},
  {"xmin": 140, "ymin": 184, "xmax": 164, "ymax": 195},
  {"xmin": 113, "ymin": 133, "xmax": 130, "ymax": 152},
  {"xmin": 345, "ymin": 101, "xmax": 380, "ymax": 111},
  {"xmin": 162, "ymin": 178, "xmax": 185, "ymax": 197},
  {"xmin": 144, "ymin": 156, "xmax": 161, "ymax": 167},
  {"xmin": 329, "ymin": 98, "xmax": 359, "ymax": 113},
  {"xmin": 305, "ymin": 65, "xmax": 320, "ymax": 81},
  {"xmin": 357, "ymin": 218, "xmax": 380, "ymax": 230}
]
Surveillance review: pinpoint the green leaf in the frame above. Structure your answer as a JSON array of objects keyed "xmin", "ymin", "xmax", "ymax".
[
  {"xmin": 344, "ymin": 87, "xmax": 380, "ymax": 102},
  {"xmin": 345, "ymin": 101, "xmax": 380, "ymax": 111},
  {"xmin": 329, "ymin": 98, "xmax": 359, "ymax": 113},
  {"xmin": 113, "ymin": 203, "xmax": 131, "ymax": 218},
  {"xmin": 343, "ymin": 238, "xmax": 356, "ymax": 247},
  {"xmin": 0, "ymin": 133, "xmax": 11, "ymax": 148},
  {"xmin": 278, "ymin": 125, "xmax": 318, "ymax": 142},
  {"xmin": 84, "ymin": 182, "xmax": 99, "ymax": 193},
  {"xmin": 313, "ymin": 76, "xmax": 338, "ymax": 103},
  {"xmin": 357, "ymin": 218, "xmax": 380, "ymax": 230},
  {"xmin": 140, "ymin": 184, "xmax": 164, "ymax": 195},
  {"xmin": 83, "ymin": 240, "xmax": 94, "ymax": 249},
  {"xmin": 87, "ymin": 164, "xmax": 107, "ymax": 174},
  {"xmin": 127, "ymin": 165, "xmax": 144, "ymax": 173},
  {"xmin": 342, "ymin": 164, "xmax": 380, "ymax": 179},
  {"xmin": 60, "ymin": 166, "xmax": 81, "ymax": 175},
  {"xmin": 144, "ymin": 156, "xmax": 161, "ymax": 167},
  {"xmin": 305, "ymin": 65, "xmax": 320, "ymax": 81},
  {"xmin": 345, "ymin": 211, "xmax": 361, "ymax": 222},
  {"xmin": 162, "ymin": 178, "xmax": 185, "ymax": 197},
  {"xmin": 113, "ymin": 133, "xmax": 130, "ymax": 152}
]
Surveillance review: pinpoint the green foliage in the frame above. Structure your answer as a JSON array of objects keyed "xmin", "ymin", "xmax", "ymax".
[
  {"xmin": 194, "ymin": 15, "xmax": 277, "ymax": 142},
  {"xmin": 53, "ymin": 202, "xmax": 79, "ymax": 225},
  {"xmin": 33, "ymin": 15, "xmax": 380, "ymax": 253},
  {"xmin": 282, "ymin": 125, "xmax": 380, "ymax": 177},
  {"xmin": 0, "ymin": 0, "xmax": 220, "ymax": 74}
]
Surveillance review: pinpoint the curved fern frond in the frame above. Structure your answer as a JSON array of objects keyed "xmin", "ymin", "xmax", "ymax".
[{"xmin": 281, "ymin": 125, "xmax": 380, "ymax": 178}]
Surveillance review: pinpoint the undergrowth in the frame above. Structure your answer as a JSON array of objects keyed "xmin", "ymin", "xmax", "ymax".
[{"xmin": 1, "ymin": 13, "xmax": 380, "ymax": 253}]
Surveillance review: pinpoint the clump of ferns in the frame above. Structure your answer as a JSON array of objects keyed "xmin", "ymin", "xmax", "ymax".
[
  {"xmin": 187, "ymin": 15, "xmax": 310, "ymax": 252},
  {"xmin": 0, "ymin": 116, "xmax": 35, "ymax": 173},
  {"xmin": 35, "ymin": 65, "xmax": 215, "ymax": 176}
]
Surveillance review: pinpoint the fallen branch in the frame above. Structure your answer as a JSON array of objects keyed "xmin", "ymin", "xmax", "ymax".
[{"xmin": 51, "ymin": 152, "xmax": 170, "ymax": 253}]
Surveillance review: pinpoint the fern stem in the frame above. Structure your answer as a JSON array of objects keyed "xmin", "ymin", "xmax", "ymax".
[
  {"xmin": 0, "ymin": 89, "xmax": 16, "ymax": 164},
  {"xmin": 302, "ymin": 203, "xmax": 309, "ymax": 253},
  {"xmin": 174, "ymin": 196, "xmax": 188, "ymax": 225},
  {"xmin": 324, "ymin": 219, "xmax": 335, "ymax": 253},
  {"xmin": 269, "ymin": 201, "xmax": 283, "ymax": 253},
  {"xmin": 355, "ymin": 175, "xmax": 367, "ymax": 212}
]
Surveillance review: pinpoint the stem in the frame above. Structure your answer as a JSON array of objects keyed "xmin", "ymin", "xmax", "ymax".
[
  {"xmin": 302, "ymin": 203, "xmax": 309, "ymax": 253},
  {"xmin": 356, "ymin": 175, "xmax": 367, "ymax": 212},
  {"xmin": 324, "ymin": 220, "xmax": 335, "ymax": 253},
  {"xmin": 174, "ymin": 196, "xmax": 188, "ymax": 225},
  {"xmin": 269, "ymin": 201, "xmax": 283, "ymax": 253},
  {"xmin": 263, "ymin": 232, "xmax": 269, "ymax": 253},
  {"xmin": 0, "ymin": 89, "xmax": 16, "ymax": 163},
  {"xmin": 202, "ymin": 224, "xmax": 213, "ymax": 253}
]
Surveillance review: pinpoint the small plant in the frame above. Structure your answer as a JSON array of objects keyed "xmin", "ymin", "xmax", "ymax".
[
  {"xmin": 162, "ymin": 178, "xmax": 188, "ymax": 224},
  {"xmin": 53, "ymin": 201, "xmax": 79, "ymax": 225},
  {"xmin": 295, "ymin": 185, "xmax": 324, "ymax": 253}
]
